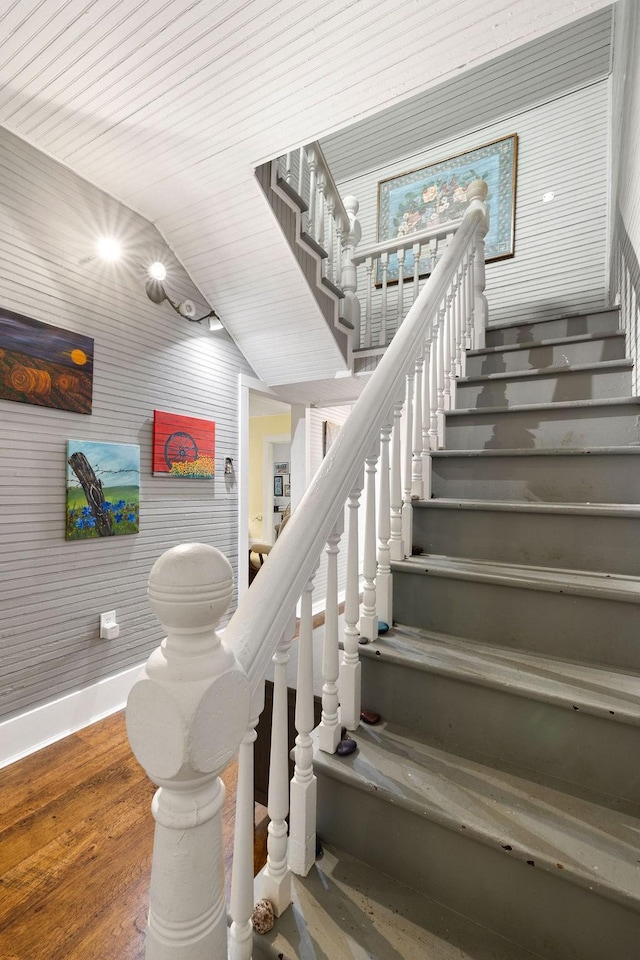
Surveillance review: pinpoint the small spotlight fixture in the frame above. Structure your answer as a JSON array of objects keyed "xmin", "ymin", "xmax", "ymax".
[{"xmin": 144, "ymin": 262, "xmax": 222, "ymax": 329}]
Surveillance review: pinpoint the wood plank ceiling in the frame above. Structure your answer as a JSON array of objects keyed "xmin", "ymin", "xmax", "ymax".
[{"xmin": 0, "ymin": 0, "xmax": 613, "ymax": 389}]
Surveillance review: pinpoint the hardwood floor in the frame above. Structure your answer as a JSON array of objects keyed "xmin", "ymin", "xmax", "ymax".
[{"xmin": 0, "ymin": 711, "xmax": 268, "ymax": 960}]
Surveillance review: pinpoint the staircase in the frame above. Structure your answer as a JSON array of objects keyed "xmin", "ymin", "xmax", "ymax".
[{"xmin": 254, "ymin": 306, "xmax": 640, "ymax": 959}]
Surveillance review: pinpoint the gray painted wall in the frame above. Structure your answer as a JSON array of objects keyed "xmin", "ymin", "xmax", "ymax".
[
  {"xmin": 0, "ymin": 128, "xmax": 254, "ymax": 723},
  {"xmin": 335, "ymin": 80, "xmax": 610, "ymax": 338}
]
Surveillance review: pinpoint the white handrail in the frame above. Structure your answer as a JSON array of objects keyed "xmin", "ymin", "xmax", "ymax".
[
  {"xmin": 353, "ymin": 217, "xmax": 464, "ymax": 265},
  {"xmin": 224, "ymin": 198, "xmax": 487, "ymax": 690}
]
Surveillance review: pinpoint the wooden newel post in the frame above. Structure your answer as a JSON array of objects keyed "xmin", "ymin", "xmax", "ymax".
[
  {"xmin": 126, "ymin": 543, "xmax": 250, "ymax": 960},
  {"xmin": 466, "ymin": 179, "xmax": 489, "ymax": 350}
]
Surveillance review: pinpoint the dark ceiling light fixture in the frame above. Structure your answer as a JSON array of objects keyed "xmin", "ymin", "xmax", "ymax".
[{"xmin": 145, "ymin": 262, "xmax": 223, "ymax": 330}]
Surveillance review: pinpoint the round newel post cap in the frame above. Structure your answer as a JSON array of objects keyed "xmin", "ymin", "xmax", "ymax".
[
  {"xmin": 148, "ymin": 542, "xmax": 233, "ymax": 633},
  {"xmin": 343, "ymin": 195, "xmax": 359, "ymax": 216},
  {"xmin": 466, "ymin": 179, "xmax": 488, "ymax": 203}
]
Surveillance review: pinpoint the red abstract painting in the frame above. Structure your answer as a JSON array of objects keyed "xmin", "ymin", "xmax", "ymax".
[{"xmin": 153, "ymin": 410, "xmax": 215, "ymax": 478}]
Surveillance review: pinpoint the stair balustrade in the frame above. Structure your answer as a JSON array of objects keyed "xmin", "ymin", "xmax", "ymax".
[
  {"xmin": 126, "ymin": 181, "xmax": 488, "ymax": 960},
  {"xmin": 613, "ymin": 223, "xmax": 640, "ymax": 394}
]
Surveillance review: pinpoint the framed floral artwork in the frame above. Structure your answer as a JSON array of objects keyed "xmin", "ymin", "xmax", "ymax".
[{"xmin": 376, "ymin": 134, "xmax": 518, "ymax": 282}]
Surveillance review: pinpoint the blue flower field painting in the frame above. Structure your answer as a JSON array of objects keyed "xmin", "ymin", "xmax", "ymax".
[{"xmin": 66, "ymin": 440, "xmax": 140, "ymax": 540}]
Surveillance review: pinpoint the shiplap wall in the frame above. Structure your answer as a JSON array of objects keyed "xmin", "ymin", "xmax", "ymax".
[
  {"xmin": 336, "ymin": 81, "xmax": 610, "ymax": 335},
  {"xmin": 0, "ymin": 127, "xmax": 254, "ymax": 723}
]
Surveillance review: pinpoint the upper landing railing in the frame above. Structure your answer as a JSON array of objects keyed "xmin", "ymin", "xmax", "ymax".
[
  {"xmin": 126, "ymin": 181, "xmax": 489, "ymax": 959},
  {"xmin": 273, "ymin": 143, "xmax": 478, "ymax": 356}
]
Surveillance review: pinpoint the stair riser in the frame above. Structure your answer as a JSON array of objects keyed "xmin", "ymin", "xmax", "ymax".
[
  {"xmin": 486, "ymin": 311, "xmax": 620, "ymax": 347},
  {"xmin": 392, "ymin": 567, "xmax": 640, "ymax": 671},
  {"xmin": 317, "ymin": 775, "xmax": 640, "ymax": 960},
  {"xmin": 456, "ymin": 366, "xmax": 630, "ymax": 408},
  {"xmin": 431, "ymin": 453, "xmax": 640, "ymax": 504},
  {"xmin": 360, "ymin": 656, "xmax": 640, "ymax": 808},
  {"xmin": 465, "ymin": 335, "xmax": 626, "ymax": 377},
  {"xmin": 412, "ymin": 506, "xmax": 640, "ymax": 575},
  {"xmin": 444, "ymin": 403, "xmax": 640, "ymax": 450}
]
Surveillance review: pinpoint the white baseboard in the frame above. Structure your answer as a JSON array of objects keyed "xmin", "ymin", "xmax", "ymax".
[{"xmin": 0, "ymin": 663, "xmax": 144, "ymax": 769}]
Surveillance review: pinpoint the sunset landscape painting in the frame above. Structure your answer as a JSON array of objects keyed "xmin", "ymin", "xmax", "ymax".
[{"xmin": 0, "ymin": 307, "xmax": 94, "ymax": 414}]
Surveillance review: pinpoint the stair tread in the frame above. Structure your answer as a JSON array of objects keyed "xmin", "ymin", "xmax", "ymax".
[
  {"xmin": 362, "ymin": 623, "xmax": 640, "ymax": 724},
  {"xmin": 446, "ymin": 395, "xmax": 640, "ymax": 417},
  {"xmin": 392, "ymin": 553, "xmax": 640, "ymax": 602},
  {"xmin": 459, "ymin": 358, "xmax": 631, "ymax": 385},
  {"xmin": 313, "ymin": 723, "xmax": 640, "ymax": 912},
  {"xmin": 254, "ymin": 844, "xmax": 544, "ymax": 960},
  {"xmin": 468, "ymin": 330, "xmax": 624, "ymax": 358},
  {"xmin": 417, "ymin": 498, "xmax": 640, "ymax": 517}
]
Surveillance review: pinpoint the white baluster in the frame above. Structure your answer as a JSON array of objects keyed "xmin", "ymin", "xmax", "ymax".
[
  {"xmin": 421, "ymin": 339, "xmax": 432, "ymax": 499},
  {"xmin": 397, "ymin": 247, "xmax": 405, "ymax": 328},
  {"xmin": 297, "ymin": 146, "xmax": 306, "ymax": 199},
  {"xmin": 379, "ymin": 251, "xmax": 389, "ymax": 346},
  {"xmin": 261, "ymin": 626, "xmax": 295, "ymax": 914},
  {"xmin": 402, "ymin": 372, "xmax": 414, "ymax": 555},
  {"xmin": 289, "ymin": 573, "xmax": 317, "ymax": 877},
  {"xmin": 428, "ymin": 318, "xmax": 439, "ymax": 451},
  {"xmin": 365, "ymin": 257, "xmax": 374, "ymax": 348},
  {"xmin": 429, "ymin": 236, "xmax": 438, "ymax": 273},
  {"xmin": 377, "ymin": 420, "xmax": 393, "ymax": 625},
  {"xmin": 319, "ymin": 521, "xmax": 344, "ymax": 755},
  {"xmin": 341, "ymin": 196, "xmax": 362, "ymax": 343},
  {"xmin": 412, "ymin": 241, "xmax": 421, "ymax": 302},
  {"xmin": 326, "ymin": 193, "xmax": 335, "ymax": 283},
  {"xmin": 436, "ymin": 305, "xmax": 446, "ymax": 447},
  {"xmin": 443, "ymin": 287, "xmax": 453, "ymax": 411},
  {"xmin": 126, "ymin": 544, "xmax": 250, "ymax": 960},
  {"xmin": 454, "ymin": 262, "xmax": 465, "ymax": 380},
  {"xmin": 389, "ymin": 399, "xmax": 405, "ymax": 561},
  {"xmin": 317, "ymin": 171, "xmax": 326, "ymax": 250},
  {"xmin": 307, "ymin": 149, "xmax": 317, "ymax": 240},
  {"xmin": 412, "ymin": 355, "xmax": 424, "ymax": 499},
  {"xmin": 229, "ymin": 684, "xmax": 264, "ymax": 960},
  {"xmin": 466, "ymin": 248, "xmax": 475, "ymax": 351},
  {"xmin": 340, "ymin": 472, "xmax": 363, "ymax": 730},
  {"xmin": 284, "ymin": 151, "xmax": 293, "ymax": 185},
  {"xmin": 335, "ymin": 212, "xmax": 344, "ymax": 289},
  {"xmin": 359, "ymin": 442, "xmax": 379, "ymax": 642},
  {"xmin": 466, "ymin": 180, "xmax": 489, "ymax": 348}
]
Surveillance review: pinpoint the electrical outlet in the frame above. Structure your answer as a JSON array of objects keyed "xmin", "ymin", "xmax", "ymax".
[{"xmin": 100, "ymin": 610, "xmax": 119, "ymax": 640}]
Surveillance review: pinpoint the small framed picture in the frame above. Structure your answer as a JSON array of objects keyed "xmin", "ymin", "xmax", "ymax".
[
  {"xmin": 284, "ymin": 483, "xmax": 291, "ymax": 498},
  {"xmin": 274, "ymin": 475, "xmax": 283, "ymax": 497},
  {"xmin": 274, "ymin": 461, "xmax": 289, "ymax": 474}
]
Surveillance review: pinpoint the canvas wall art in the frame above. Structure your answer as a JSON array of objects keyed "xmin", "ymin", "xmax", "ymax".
[
  {"xmin": 66, "ymin": 440, "xmax": 140, "ymax": 540},
  {"xmin": 153, "ymin": 410, "xmax": 215, "ymax": 478},
  {"xmin": 0, "ymin": 307, "xmax": 94, "ymax": 413},
  {"xmin": 377, "ymin": 134, "xmax": 518, "ymax": 282}
]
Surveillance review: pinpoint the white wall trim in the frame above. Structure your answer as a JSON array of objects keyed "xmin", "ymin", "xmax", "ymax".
[{"xmin": 0, "ymin": 663, "xmax": 144, "ymax": 769}]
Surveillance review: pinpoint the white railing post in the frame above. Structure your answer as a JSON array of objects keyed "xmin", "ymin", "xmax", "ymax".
[
  {"xmin": 411, "ymin": 355, "xmax": 424, "ymax": 499},
  {"xmin": 402, "ymin": 372, "xmax": 414, "ymax": 554},
  {"xmin": 319, "ymin": 520, "xmax": 344, "ymax": 755},
  {"xmin": 261, "ymin": 625, "xmax": 295, "ymax": 915},
  {"xmin": 359, "ymin": 442, "xmax": 379, "ymax": 642},
  {"xmin": 421, "ymin": 339, "xmax": 433, "ymax": 500},
  {"xmin": 389, "ymin": 398, "xmax": 405, "ymax": 561},
  {"xmin": 229, "ymin": 683, "xmax": 264, "ymax": 960},
  {"xmin": 466, "ymin": 180, "xmax": 489, "ymax": 349},
  {"xmin": 341, "ymin": 196, "xmax": 362, "ymax": 342},
  {"xmin": 289, "ymin": 573, "xmax": 318, "ymax": 877},
  {"xmin": 306, "ymin": 148, "xmax": 317, "ymax": 239},
  {"xmin": 377, "ymin": 419, "xmax": 393, "ymax": 625},
  {"xmin": 340, "ymin": 471, "xmax": 363, "ymax": 730},
  {"xmin": 126, "ymin": 543, "xmax": 250, "ymax": 960}
]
